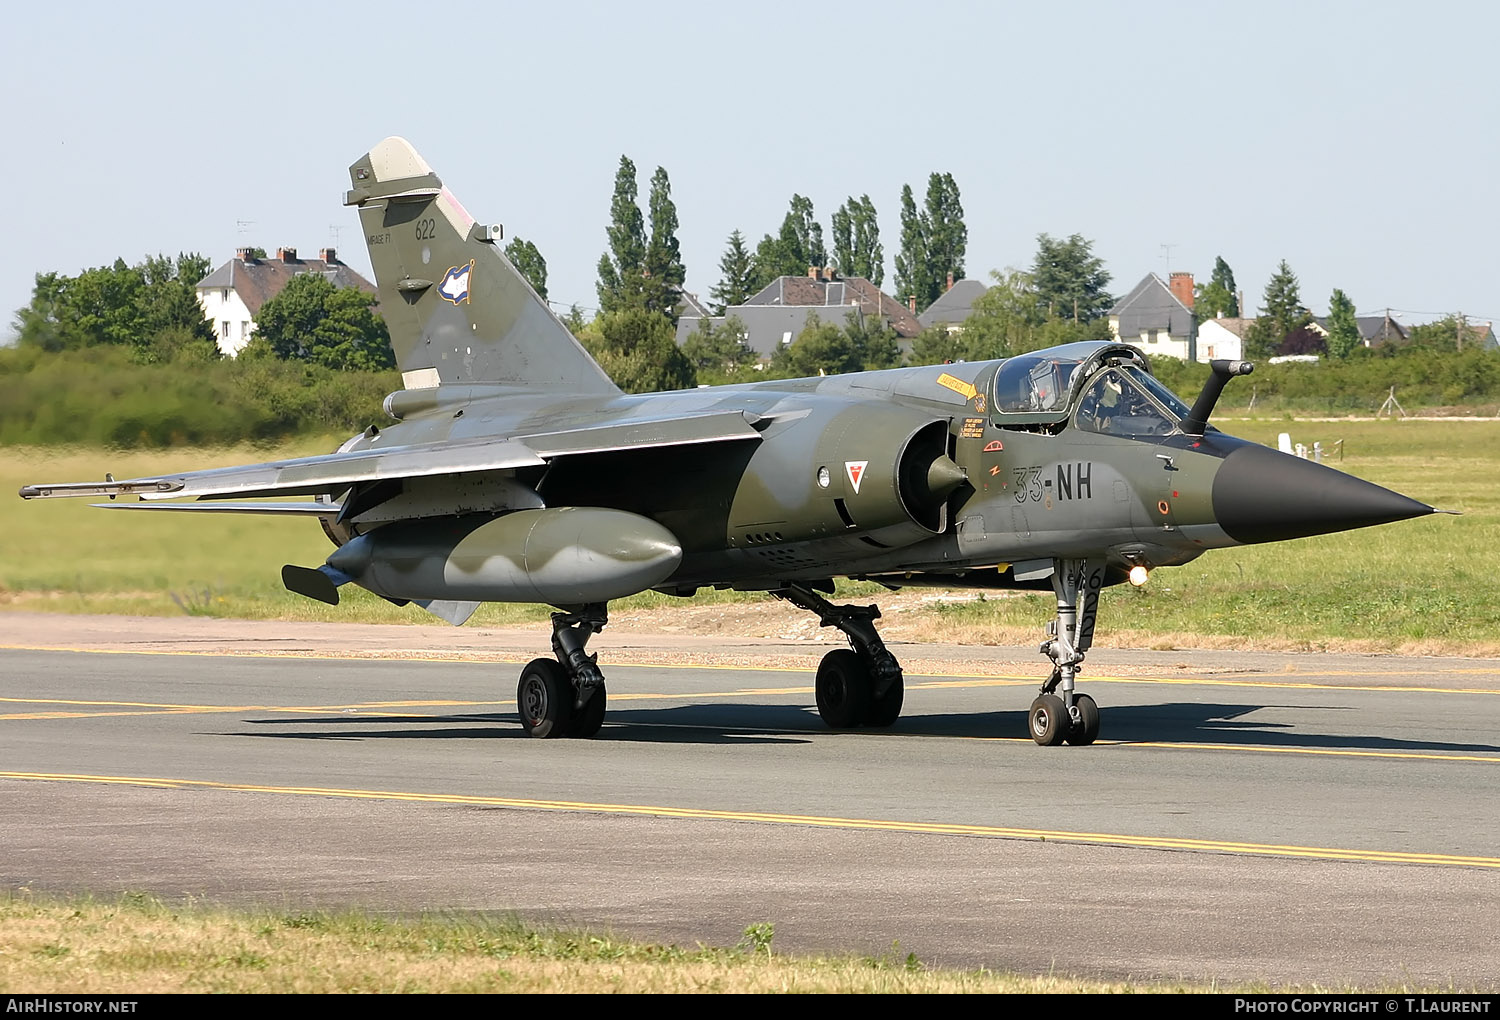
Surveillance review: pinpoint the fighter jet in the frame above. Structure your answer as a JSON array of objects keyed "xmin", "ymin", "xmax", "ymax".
[{"xmin": 19, "ymin": 138, "xmax": 1441, "ymax": 745}]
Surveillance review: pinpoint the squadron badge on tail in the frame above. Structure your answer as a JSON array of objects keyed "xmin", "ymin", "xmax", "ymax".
[{"xmin": 438, "ymin": 260, "xmax": 474, "ymax": 304}]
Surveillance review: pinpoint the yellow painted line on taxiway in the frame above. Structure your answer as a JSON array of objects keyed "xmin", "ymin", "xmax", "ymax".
[
  {"xmin": 3, "ymin": 769, "xmax": 1498, "ymax": 869},
  {"xmin": 1115, "ymin": 741, "xmax": 1500, "ymax": 766}
]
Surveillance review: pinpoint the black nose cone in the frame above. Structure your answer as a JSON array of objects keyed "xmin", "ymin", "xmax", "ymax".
[{"xmin": 1212, "ymin": 443, "xmax": 1434, "ymax": 545}]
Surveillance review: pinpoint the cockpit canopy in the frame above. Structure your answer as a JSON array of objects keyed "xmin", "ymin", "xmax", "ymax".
[{"xmin": 989, "ymin": 341, "xmax": 1193, "ymax": 436}]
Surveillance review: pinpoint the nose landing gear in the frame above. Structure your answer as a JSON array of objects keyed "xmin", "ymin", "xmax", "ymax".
[{"xmin": 1032, "ymin": 558, "xmax": 1105, "ymax": 746}]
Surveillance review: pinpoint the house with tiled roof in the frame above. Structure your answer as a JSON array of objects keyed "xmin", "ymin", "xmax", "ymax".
[
  {"xmin": 1309, "ymin": 313, "xmax": 1408, "ymax": 348},
  {"xmin": 1108, "ymin": 272, "xmax": 1197, "ymax": 361},
  {"xmin": 195, "ymin": 247, "xmax": 376, "ymax": 356},
  {"xmin": 917, "ymin": 278, "xmax": 988, "ymax": 332},
  {"xmin": 675, "ymin": 269, "xmax": 921, "ymax": 363}
]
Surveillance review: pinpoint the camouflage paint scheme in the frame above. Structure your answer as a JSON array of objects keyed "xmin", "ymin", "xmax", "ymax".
[{"xmin": 20, "ymin": 138, "xmax": 1438, "ymax": 743}]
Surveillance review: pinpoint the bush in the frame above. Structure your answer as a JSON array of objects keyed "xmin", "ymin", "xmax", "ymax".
[{"xmin": 0, "ymin": 345, "xmax": 398, "ymax": 447}]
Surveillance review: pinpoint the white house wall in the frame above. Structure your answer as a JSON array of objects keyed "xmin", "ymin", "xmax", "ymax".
[
  {"xmin": 1134, "ymin": 329, "xmax": 1192, "ymax": 361},
  {"xmin": 195, "ymin": 288, "xmax": 256, "ymax": 357},
  {"xmin": 1196, "ymin": 320, "xmax": 1244, "ymax": 362}
]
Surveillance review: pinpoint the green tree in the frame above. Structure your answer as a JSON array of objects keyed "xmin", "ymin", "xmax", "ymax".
[
  {"xmin": 770, "ymin": 314, "xmax": 853, "ymax": 377},
  {"xmin": 752, "ymin": 195, "xmax": 827, "ymax": 286},
  {"xmin": 1325, "ymin": 288, "xmax": 1361, "ymax": 359},
  {"xmin": 1194, "ymin": 255, "xmax": 1240, "ymax": 322},
  {"xmin": 596, "ymin": 156, "xmax": 646, "ymax": 313},
  {"xmin": 1244, "ymin": 260, "xmax": 1310, "ymax": 359},
  {"xmin": 504, "ymin": 237, "xmax": 548, "ymax": 299},
  {"xmin": 581, "ymin": 306, "xmax": 695, "ymax": 393},
  {"xmin": 922, "ymin": 172, "xmax": 966, "ymax": 294},
  {"xmin": 1032, "ymin": 233, "xmax": 1112, "ymax": 323},
  {"xmin": 643, "ymin": 166, "xmax": 686, "ymax": 320},
  {"xmin": 252, "ymin": 272, "xmax": 393, "ymax": 371},
  {"xmin": 908, "ymin": 325, "xmax": 966, "ymax": 366},
  {"xmin": 709, "ymin": 230, "xmax": 756, "ymax": 313},
  {"xmin": 842, "ymin": 310, "xmax": 902, "ymax": 370},
  {"xmin": 785, "ymin": 194, "xmax": 825, "ymax": 270},
  {"xmin": 561, "ymin": 304, "xmax": 588, "ymax": 337},
  {"xmin": 748, "ymin": 233, "xmax": 783, "ymax": 294},
  {"xmin": 893, "ymin": 184, "xmax": 930, "ymax": 312},
  {"xmin": 831, "ymin": 195, "xmax": 883, "ymax": 285},
  {"xmin": 1407, "ymin": 314, "xmax": 1487, "ymax": 352},
  {"xmin": 958, "ymin": 268, "xmax": 1044, "ymax": 360},
  {"xmin": 14, "ymin": 253, "xmax": 217, "ymax": 362},
  {"xmin": 893, "ymin": 174, "xmax": 967, "ymax": 313},
  {"xmin": 681, "ymin": 314, "xmax": 756, "ymax": 383}
]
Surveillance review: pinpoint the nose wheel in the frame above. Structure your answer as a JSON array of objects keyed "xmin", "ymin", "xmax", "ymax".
[{"xmin": 1031, "ymin": 559, "xmax": 1105, "ymax": 746}]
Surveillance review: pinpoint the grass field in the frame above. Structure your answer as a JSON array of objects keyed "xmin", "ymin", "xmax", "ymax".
[
  {"xmin": 2, "ymin": 420, "xmax": 1496, "ymax": 652},
  {"xmin": 2, "ymin": 892, "xmax": 1435, "ymax": 994}
]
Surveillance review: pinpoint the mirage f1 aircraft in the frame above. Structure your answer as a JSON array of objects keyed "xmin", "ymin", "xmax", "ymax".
[{"xmin": 20, "ymin": 138, "xmax": 1442, "ymax": 745}]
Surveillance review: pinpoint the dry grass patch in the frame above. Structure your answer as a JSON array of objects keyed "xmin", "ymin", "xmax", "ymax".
[{"xmin": 0, "ymin": 894, "xmax": 1221, "ymax": 994}]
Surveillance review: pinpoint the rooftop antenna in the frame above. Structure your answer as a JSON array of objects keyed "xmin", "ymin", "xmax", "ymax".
[
  {"xmin": 328, "ymin": 224, "xmax": 345, "ymax": 248},
  {"xmin": 1159, "ymin": 243, "xmax": 1177, "ymax": 271},
  {"xmin": 236, "ymin": 219, "xmax": 255, "ymax": 235}
]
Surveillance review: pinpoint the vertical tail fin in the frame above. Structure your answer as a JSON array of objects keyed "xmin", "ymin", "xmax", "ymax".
[{"xmin": 345, "ymin": 137, "xmax": 618, "ymax": 394}]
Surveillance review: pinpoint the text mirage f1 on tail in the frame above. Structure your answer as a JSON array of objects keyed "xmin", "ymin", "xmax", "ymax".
[{"xmin": 20, "ymin": 137, "xmax": 1444, "ymax": 744}]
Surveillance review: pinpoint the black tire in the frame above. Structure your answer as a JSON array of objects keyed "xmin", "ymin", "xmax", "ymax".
[
  {"xmin": 1064, "ymin": 692, "xmax": 1099, "ymax": 746},
  {"xmin": 567, "ymin": 681, "xmax": 607, "ymax": 739},
  {"xmin": 861, "ymin": 672, "xmax": 904, "ymax": 728},
  {"xmin": 815, "ymin": 649, "xmax": 871, "ymax": 729},
  {"xmin": 1028, "ymin": 694, "xmax": 1069, "ymax": 746},
  {"xmin": 517, "ymin": 658, "xmax": 573, "ymax": 738}
]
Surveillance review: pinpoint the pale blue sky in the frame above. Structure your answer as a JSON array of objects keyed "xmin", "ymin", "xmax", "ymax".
[{"xmin": 2, "ymin": 0, "xmax": 1496, "ymax": 340}]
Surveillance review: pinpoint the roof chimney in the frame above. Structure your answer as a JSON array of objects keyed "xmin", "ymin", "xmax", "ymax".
[
  {"xmin": 907, "ymin": 295, "xmax": 917, "ymax": 313},
  {"xmin": 946, "ymin": 271, "xmax": 954, "ymax": 291},
  {"xmin": 277, "ymin": 247, "xmax": 298, "ymax": 262},
  {"xmin": 1169, "ymin": 271, "xmax": 1195, "ymax": 309},
  {"xmin": 807, "ymin": 266, "xmax": 819, "ymax": 279},
  {"xmin": 319, "ymin": 247, "xmax": 337, "ymax": 263},
  {"xmin": 235, "ymin": 247, "xmax": 255, "ymax": 262}
]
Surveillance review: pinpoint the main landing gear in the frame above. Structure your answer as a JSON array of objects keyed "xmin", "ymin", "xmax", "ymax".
[
  {"xmin": 776, "ymin": 584, "xmax": 905, "ymax": 729},
  {"xmin": 517, "ymin": 604, "xmax": 609, "ymax": 739},
  {"xmin": 1030, "ymin": 558, "xmax": 1105, "ymax": 746}
]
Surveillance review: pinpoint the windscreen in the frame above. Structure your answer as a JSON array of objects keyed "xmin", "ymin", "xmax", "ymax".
[{"xmin": 1074, "ymin": 368, "xmax": 1182, "ymax": 437}]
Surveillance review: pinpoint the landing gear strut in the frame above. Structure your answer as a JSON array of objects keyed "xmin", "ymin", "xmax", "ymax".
[
  {"xmin": 1032, "ymin": 558, "xmax": 1104, "ymax": 746},
  {"xmin": 777, "ymin": 584, "xmax": 904, "ymax": 729},
  {"xmin": 517, "ymin": 603, "xmax": 609, "ymax": 739}
]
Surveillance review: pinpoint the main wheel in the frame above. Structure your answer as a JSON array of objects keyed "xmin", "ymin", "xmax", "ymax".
[
  {"xmin": 1028, "ymin": 694, "xmax": 1069, "ymax": 746},
  {"xmin": 1064, "ymin": 692, "xmax": 1099, "ymax": 746},
  {"xmin": 815, "ymin": 649, "xmax": 871, "ymax": 729},
  {"xmin": 568, "ymin": 681, "xmax": 607, "ymax": 739},
  {"xmin": 861, "ymin": 673, "xmax": 904, "ymax": 728},
  {"xmin": 517, "ymin": 658, "xmax": 573, "ymax": 738}
]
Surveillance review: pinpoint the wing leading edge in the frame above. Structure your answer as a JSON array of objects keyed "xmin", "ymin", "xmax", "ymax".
[{"xmin": 20, "ymin": 409, "xmax": 762, "ymax": 505}]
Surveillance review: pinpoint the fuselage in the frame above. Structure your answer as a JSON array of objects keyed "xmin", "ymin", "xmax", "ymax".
[{"xmin": 330, "ymin": 340, "xmax": 1405, "ymax": 600}]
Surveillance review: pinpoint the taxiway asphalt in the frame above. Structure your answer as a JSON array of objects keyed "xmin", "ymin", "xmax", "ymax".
[{"xmin": 2, "ymin": 618, "xmax": 1498, "ymax": 987}]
